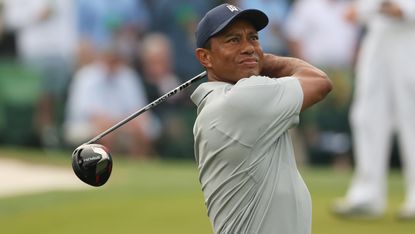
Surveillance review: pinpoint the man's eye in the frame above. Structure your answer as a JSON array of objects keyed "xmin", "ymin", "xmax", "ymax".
[
  {"xmin": 251, "ymin": 35, "xmax": 259, "ymax": 41},
  {"xmin": 228, "ymin": 37, "xmax": 239, "ymax": 43}
]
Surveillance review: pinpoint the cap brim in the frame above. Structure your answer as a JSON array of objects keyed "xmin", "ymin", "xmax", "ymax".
[{"xmin": 210, "ymin": 9, "xmax": 269, "ymax": 38}]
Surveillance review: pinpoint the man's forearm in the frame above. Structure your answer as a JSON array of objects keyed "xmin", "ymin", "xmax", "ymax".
[{"xmin": 260, "ymin": 54, "xmax": 326, "ymax": 79}]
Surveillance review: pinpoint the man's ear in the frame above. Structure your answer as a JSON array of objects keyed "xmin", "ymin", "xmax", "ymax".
[{"xmin": 195, "ymin": 48, "xmax": 212, "ymax": 68}]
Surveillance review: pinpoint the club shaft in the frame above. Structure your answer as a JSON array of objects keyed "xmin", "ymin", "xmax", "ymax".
[{"xmin": 85, "ymin": 71, "xmax": 207, "ymax": 144}]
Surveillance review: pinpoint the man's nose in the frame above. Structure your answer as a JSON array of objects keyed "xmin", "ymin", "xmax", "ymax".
[{"xmin": 241, "ymin": 38, "xmax": 255, "ymax": 54}]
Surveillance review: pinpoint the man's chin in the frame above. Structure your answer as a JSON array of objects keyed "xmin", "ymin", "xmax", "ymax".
[{"xmin": 241, "ymin": 70, "xmax": 260, "ymax": 78}]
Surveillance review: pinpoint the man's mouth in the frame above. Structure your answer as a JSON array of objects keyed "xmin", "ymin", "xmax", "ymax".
[{"xmin": 239, "ymin": 57, "xmax": 258, "ymax": 66}]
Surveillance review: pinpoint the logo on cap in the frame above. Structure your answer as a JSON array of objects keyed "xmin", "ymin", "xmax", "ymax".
[{"xmin": 226, "ymin": 5, "xmax": 239, "ymax": 12}]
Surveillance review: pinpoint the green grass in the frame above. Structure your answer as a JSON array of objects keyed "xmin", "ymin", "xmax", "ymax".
[
  {"xmin": 302, "ymin": 168, "xmax": 415, "ymax": 234},
  {"xmin": 0, "ymin": 147, "xmax": 414, "ymax": 234}
]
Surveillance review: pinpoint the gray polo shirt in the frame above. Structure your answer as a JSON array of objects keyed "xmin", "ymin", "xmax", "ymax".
[{"xmin": 191, "ymin": 76, "xmax": 311, "ymax": 234}]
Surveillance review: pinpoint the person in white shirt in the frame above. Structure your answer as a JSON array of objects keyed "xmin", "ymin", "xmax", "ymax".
[
  {"xmin": 64, "ymin": 44, "xmax": 159, "ymax": 158},
  {"xmin": 3, "ymin": 0, "xmax": 78, "ymax": 148},
  {"xmin": 333, "ymin": 0, "xmax": 415, "ymax": 219}
]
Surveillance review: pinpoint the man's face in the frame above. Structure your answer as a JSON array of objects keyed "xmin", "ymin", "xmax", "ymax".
[{"xmin": 201, "ymin": 19, "xmax": 264, "ymax": 83}]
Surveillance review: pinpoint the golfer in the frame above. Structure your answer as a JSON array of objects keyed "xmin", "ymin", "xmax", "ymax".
[{"xmin": 191, "ymin": 4, "xmax": 332, "ymax": 234}]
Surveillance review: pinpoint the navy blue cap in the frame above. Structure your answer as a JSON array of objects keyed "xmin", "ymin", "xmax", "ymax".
[{"xmin": 195, "ymin": 4, "xmax": 269, "ymax": 48}]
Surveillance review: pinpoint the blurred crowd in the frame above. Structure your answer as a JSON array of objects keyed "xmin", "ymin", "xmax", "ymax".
[{"xmin": 0, "ymin": 0, "xmax": 371, "ymax": 165}]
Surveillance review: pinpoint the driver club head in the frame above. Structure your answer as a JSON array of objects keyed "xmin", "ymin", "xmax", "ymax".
[{"xmin": 72, "ymin": 144, "xmax": 113, "ymax": 187}]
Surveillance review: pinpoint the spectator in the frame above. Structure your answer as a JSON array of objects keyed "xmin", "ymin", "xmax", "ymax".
[
  {"xmin": 285, "ymin": 0, "xmax": 360, "ymax": 169},
  {"xmin": 139, "ymin": 32, "xmax": 194, "ymax": 158},
  {"xmin": 3, "ymin": 0, "xmax": 78, "ymax": 148},
  {"xmin": 64, "ymin": 42, "xmax": 159, "ymax": 158},
  {"xmin": 333, "ymin": 1, "xmax": 415, "ymax": 220}
]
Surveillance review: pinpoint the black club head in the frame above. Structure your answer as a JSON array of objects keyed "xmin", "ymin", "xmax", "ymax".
[{"xmin": 72, "ymin": 144, "xmax": 113, "ymax": 187}]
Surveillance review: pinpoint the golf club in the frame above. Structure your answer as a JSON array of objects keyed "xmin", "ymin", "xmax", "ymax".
[{"xmin": 72, "ymin": 71, "xmax": 207, "ymax": 186}]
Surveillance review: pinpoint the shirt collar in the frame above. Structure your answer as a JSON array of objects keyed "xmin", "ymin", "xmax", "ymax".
[{"xmin": 191, "ymin": 81, "xmax": 228, "ymax": 106}]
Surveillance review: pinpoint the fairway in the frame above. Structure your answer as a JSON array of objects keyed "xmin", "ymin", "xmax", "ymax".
[{"xmin": 0, "ymin": 147, "xmax": 414, "ymax": 234}]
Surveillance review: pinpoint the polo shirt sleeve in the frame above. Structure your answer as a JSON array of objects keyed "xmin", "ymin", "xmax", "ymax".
[{"xmin": 214, "ymin": 76, "xmax": 303, "ymax": 147}]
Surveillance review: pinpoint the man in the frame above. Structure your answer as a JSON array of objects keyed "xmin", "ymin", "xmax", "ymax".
[
  {"xmin": 191, "ymin": 4, "xmax": 332, "ymax": 234},
  {"xmin": 139, "ymin": 33, "xmax": 194, "ymax": 158},
  {"xmin": 333, "ymin": 0, "xmax": 415, "ymax": 219},
  {"xmin": 3, "ymin": 0, "xmax": 77, "ymax": 148},
  {"xmin": 64, "ymin": 43, "xmax": 158, "ymax": 158}
]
